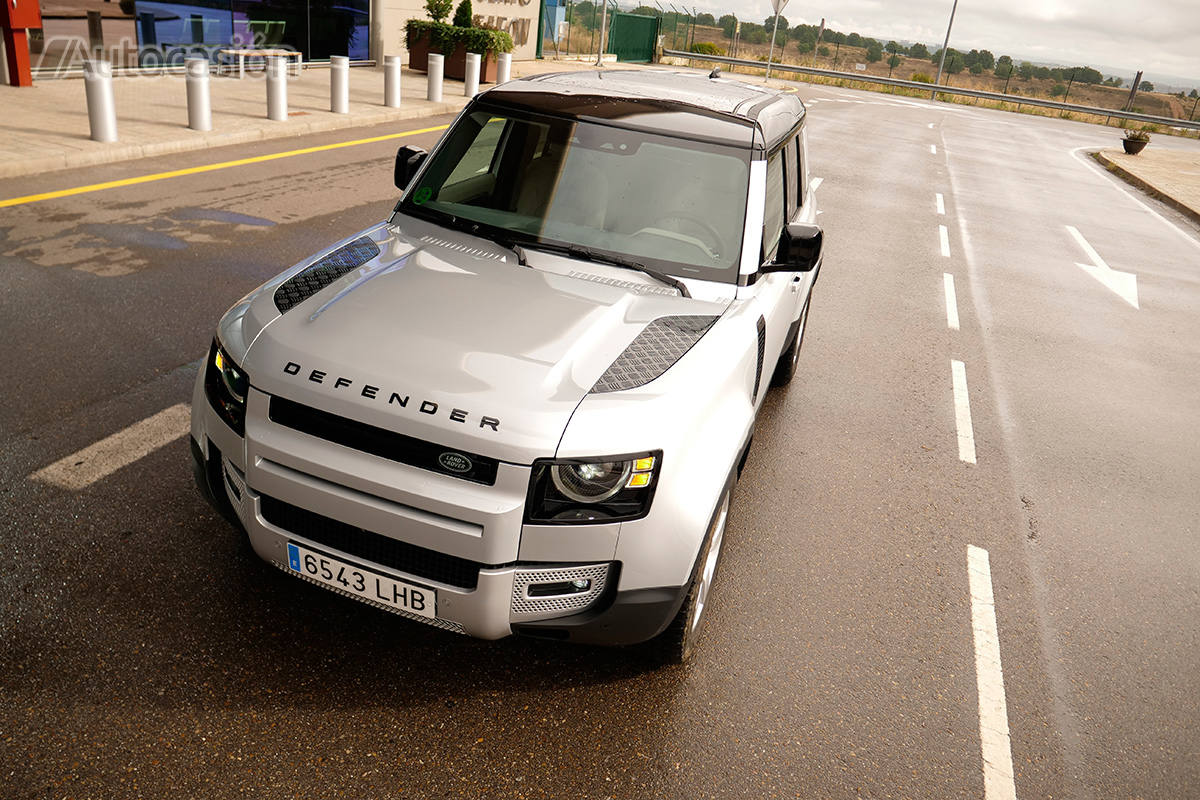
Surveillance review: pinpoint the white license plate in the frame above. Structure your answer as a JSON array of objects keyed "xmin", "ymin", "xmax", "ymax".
[{"xmin": 286, "ymin": 542, "xmax": 436, "ymax": 619}]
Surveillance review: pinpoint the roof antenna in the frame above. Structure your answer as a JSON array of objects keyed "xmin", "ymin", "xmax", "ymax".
[{"xmin": 709, "ymin": 66, "xmax": 721, "ymax": 79}]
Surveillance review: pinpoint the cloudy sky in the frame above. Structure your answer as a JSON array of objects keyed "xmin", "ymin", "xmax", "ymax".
[{"xmin": 694, "ymin": 0, "xmax": 1199, "ymax": 85}]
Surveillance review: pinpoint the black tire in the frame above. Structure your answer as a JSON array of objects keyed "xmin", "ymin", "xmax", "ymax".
[
  {"xmin": 651, "ymin": 487, "xmax": 732, "ymax": 665},
  {"xmin": 770, "ymin": 297, "xmax": 810, "ymax": 388}
]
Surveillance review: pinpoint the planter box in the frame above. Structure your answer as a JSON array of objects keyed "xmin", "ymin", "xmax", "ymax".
[
  {"xmin": 1121, "ymin": 138, "xmax": 1148, "ymax": 155},
  {"xmin": 406, "ymin": 32, "xmax": 499, "ymax": 83}
]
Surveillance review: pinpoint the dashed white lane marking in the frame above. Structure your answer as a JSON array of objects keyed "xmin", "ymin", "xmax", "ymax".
[
  {"xmin": 936, "ymin": 193, "xmax": 946, "ymax": 215},
  {"xmin": 31, "ymin": 404, "xmax": 191, "ymax": 490},
  {"xmin": 944, "ymin": 273, "xmax": 961, "ymax": 330},
  {"xmin": 1065, "ymin": 225, "xmax": 1140, "ymax": 309},
  {"xmin": 931, "ymin": 144, "xmax": 938, "ymax": 155},
  {"xmin": 968, "ymin": 545, "xmax": 1018, "ymax": 800},
  {"xmin": 939, "ymin": 224, "xmax": 951, "ymax": 257},
  {"xmin": 810, "ymin": 177, "xmax": 823, "ymax": 191},
  {"xmin": 950, "ymin": 360, "xmax": 976, "ymax": 464}
]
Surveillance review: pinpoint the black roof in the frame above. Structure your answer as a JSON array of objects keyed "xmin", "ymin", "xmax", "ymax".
[{"xmin": 480, "ymin": 69, "xmax": 806, "ymax": 153}]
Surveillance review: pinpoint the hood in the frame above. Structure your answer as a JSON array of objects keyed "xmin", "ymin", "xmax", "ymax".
[{"xmin": 240, "ymin": 220, "xmax": 728, "ymax": 464}]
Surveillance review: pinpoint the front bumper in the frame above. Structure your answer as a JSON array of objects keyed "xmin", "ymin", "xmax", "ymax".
[{"xmin": 190, "ymin": 382, "xmax": 688, "ymax": 644}]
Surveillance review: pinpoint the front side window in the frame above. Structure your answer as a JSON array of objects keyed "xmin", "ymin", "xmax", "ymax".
[
  {"xmin": 761, "ymin": 153, "xmax": 785, "ymax": 261},
  {"xmin": 398, "ymin": 109, "xmax": 752, "ymax": 283}
]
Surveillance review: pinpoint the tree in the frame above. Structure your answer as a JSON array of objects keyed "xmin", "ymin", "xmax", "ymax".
[
  {"xmin": 1139, "ymin": 80, "xmax": 1155, "ymax": 91},
  {"xmin": 1051, "ymin": 83, "xmax": 1067, "ymax": 96},
  {"xmin": 909, "ymin": 42, "xmax": 929, "ymax": 59},
  {"xmin": 945, "ymin": 51, "xmax": 964, "ymax": 74},
  {"xmin": 1190, "ymin": 89, "xmax": 1199, "ymax": 99},
  {"xmin": 796, "ymin": 38, "xmax": 814, "ymax": 54},
  {"xmin": 696, "ymin": 12, "xmax": 715, "ymax": 26},
  {"xmin": 1017, "ymin": 61, "xmax": 1034, "ymax": 80},
  {"xmin": 969, "ymin": 62, "xmax": 983, "ymax": 75},
  {"xmin": 865, "ymin": 40, "xmax": 883, "ymax": 63},
  {"xmin": 977, "ymin": 49, "xmax": 995, "ymax": 70},
  {"xmin": 1073, "ymin": 66, "xmax": 1102, "ymax": 84},
  {"xmin": 817, "ymin": 45, "xmax": 830, "ymax": 56},
  {"xmin": 763, "ymin": 15, "xmax": 788, "ymax": 34},
  {"xmin": 425, "ymin": 0, "xmax": 452, "ymax": 23},
  {"xmin": 719, "ymin": 14, "xmax": 737, "ymax": 38},
  {"xmin": 887, "ymin": 54, "xmax": 901, "ymax": 75},
  {"xmin": 847, "ymin": 32, "xmax": 862, "ymax": 47},
  {"xmin": 885, "ymin": 40, "xmax": 900, "ymax": 54},
  {"xmin": 452, "ymin": 0, "xmax": 472, "ymax": 27}
]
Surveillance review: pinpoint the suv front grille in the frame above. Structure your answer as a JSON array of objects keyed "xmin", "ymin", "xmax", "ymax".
[
  {"xmin": 269, "ymin": 396, "xmax": 499, "ymax": 485},
  {"xmin": 259, "ymin": 495, "xmax": 485, "ymax": 590}
]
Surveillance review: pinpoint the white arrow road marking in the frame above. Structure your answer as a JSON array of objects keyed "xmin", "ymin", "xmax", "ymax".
[
  {"xmin": 1065, "ymin": 225, "xmax": 1139, "ymax": 309},
  {"xmin": 31, "ymin": 404, "xmax": 191, "ymax": 490},
  {"xmin": 968, "ymin": 545, "xmax": 1018, "ymax": 800}
]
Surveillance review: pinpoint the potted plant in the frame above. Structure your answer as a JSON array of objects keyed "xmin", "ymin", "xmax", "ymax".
[
  {"xmin": 1122, "ymin": 129, "xmax": 1150, "ymax": 155},
  {"xmin": 406, "ymin": 0, "xmax": 513, "ymax": 83}
]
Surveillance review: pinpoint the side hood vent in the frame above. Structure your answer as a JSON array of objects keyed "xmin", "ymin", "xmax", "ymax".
[
  {"xmin": 591, "ymin": 315, "xmax": 718, "ymax": 393},
  {"xmin": 274, "ymin": 237, "xmax": 381, "ymax": 313}
]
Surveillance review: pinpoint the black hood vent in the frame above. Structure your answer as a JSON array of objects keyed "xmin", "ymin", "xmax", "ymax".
[
  {"xmin": 591, "ymin": 315, "xmax": 718, "ymax": 393},
  {"xmin": 273, "ymin": 237, "xmax": 381, "ymax": 313}
]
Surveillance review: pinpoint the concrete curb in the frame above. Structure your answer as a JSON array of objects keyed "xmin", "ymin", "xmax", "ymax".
[
  {"xmin": 1092, "ymin": 150, "xmax": 1200, "ymax": 227},
  {"xmin": 0, "ymin": 98, "xmax": 469, "ymax": 180}
]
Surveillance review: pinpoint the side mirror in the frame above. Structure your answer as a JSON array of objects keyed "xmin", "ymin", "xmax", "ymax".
[
  {"xmin": 762, "ymin": 222, "xmax": 823, "ymax": 273},
  {"xmin": 394, "ymin": 145, "xmax": 428, "ymax": 190}
]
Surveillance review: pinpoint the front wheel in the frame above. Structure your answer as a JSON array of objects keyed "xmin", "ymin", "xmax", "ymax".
[
  {"xmin": 652, "ymin": 488, "xmax": 731, "ymax": 664},
  {"xmin": 770, "ymin": 297, "xmax": 811, "ymax": 388}
]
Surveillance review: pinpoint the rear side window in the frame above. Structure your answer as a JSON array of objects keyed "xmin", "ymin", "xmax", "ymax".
[{"xmin": 762, "ymin": 153, "xmax": 785, "ymax": 260}]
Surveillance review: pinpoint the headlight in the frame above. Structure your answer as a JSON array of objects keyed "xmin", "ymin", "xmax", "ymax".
[
  {"xmin": 204, "ymin": 339, "xmax": 249, "ymax": 435},
  {"xmin": 526, "ymin": 453, "xmax": 660, "ymax": 524}
]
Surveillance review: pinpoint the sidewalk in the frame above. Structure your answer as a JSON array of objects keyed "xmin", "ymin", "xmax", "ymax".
[
  {"xmin": 0, "ymin": 57, "xmax": 632, "ymax": 181},
  {"xmin": 1095, "ymin": 147, "xmax": 1200, "ymax": 225}
]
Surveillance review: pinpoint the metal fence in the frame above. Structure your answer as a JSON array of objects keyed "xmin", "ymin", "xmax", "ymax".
[{"xmin": 661, "ymin": 49, "xmax": 1200, "ymax": 132}]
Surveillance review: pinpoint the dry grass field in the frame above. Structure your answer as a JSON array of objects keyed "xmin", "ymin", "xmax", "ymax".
[{"xmin": 546, "ymin": 21, "xmax": 1198, "ymax": 135}]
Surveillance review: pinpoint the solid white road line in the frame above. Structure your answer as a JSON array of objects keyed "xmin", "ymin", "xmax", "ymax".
[
  {"xmin": 1069, "ymin": 147, "xmax": 1200, "ymax": 254},
  {"xmin": 936, "ymin": 193, "xmax": 946, "ymax": 215},
  {"xmin": 31, "ymin": 404, "xmax": 191, "ymax": 490},
  {"xmin": 1065, "ymin": 225, "xmax": 1140, "ymax": 309},
  {"xmin": 940, "ymin": 224, "xmax": 951, "ymax": 257},
  {"xmin": 931, "ymin": 144, "xmax": 938, "ymax": 155},
  {"xmin": 950, "ymin": 360, "xmax": 976, "ymax": 464},
  {"xmin": 967, "ymin": 545, "xmax": 1018, "ymax": 800},
  {"xmin": 944, "ymin": 273, "xmax": 961, "ymax": 331}
]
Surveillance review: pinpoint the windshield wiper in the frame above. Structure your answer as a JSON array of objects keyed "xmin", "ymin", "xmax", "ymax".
[
  {"xmin": 519, "ymin": 242, "xmax": 691, "ymax": 298},
  {"xmin": 427, "ymin": 212, "xmax": 529, "ymax": 267}
]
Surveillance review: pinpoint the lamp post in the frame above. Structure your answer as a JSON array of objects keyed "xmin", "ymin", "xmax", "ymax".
[
  {"xmin": 932, "ymin": 0, "xmax": 959, "ymax": 99},
  {"xmin": 764, "ymin": 0, "xmax": 787, "ymax": 81}
]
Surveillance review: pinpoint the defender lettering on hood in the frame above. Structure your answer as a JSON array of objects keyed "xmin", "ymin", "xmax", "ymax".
[{"xmin": 282, "ymin": 360, "xmax": 501, "ymax": 431}]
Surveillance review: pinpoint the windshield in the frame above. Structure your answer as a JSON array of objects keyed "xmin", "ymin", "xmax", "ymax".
[{"xmin": 396, "ymin": 109, "xmax": 751, "ymax": 283}]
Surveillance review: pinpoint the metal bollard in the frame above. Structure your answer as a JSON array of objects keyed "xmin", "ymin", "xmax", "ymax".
[
  {"xmin": 267, "ymin": 56, "xmax": 288, "ymax": 121},
  {"xmin": 464, "ymin": 52, "xmax": 480, "ymax": 97},
  {"xmin": 330, "ymin": 55, "xmax": 349, "ymax": 114},
  {"xmin": 185, "ymin": 58, "xmax": 212, "ymax": 131},
  {"xmin": 83, "ymin": 60, "xmax": 118, "ymax": 143},
  {"xmin": 497, "ymin": 53, "xmax": 512, "ymax": 85},
  {"xmin": 384, "ymin": 55, "xmax": 402, "ymax": 107},
  {"xmin": 426, "ymin": 53, "xmax": 443, "ymax": 102}
]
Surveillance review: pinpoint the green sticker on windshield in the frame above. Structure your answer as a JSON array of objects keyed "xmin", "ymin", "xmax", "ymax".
[{"xmin": 413, "ymin": 186, "xmax": 433, "ymax": 205}]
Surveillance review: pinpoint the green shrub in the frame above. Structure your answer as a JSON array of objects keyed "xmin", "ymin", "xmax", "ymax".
[
  {"xmin": 910, "ymin": 72, "xmax": 932, "ymax": 83},
  {"xmin": 452, "ymin": 0, "xmax": 472, "ymax": 28},
  {"xmin": 689, "ymin": 42, "xmax": 724, "ymax": 56},
  {"xmin": 407, "ymin": 19, "xmax": 514, "ymax": 54},
  {"xmin": 425, "ymin": 0, "xmax": 452, "ymax": 23},
  {"xmin": 1051, "ymin": 83, "xmax": 1067, "ymax": 96}
]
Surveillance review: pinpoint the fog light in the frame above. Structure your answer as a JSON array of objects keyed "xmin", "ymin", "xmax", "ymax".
[{"xmin": 571, "ymin": 579, "xmax": 590, "ymax": 590}]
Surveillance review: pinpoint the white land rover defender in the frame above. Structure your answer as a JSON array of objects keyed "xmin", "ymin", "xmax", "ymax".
[{"xmin": 190, "ymin": 69, "xmax": 822, "ymax": 662}]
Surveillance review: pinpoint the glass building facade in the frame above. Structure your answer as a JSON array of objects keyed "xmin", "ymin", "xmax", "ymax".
[{"xmin": 32, "ymin": 0, "xmax": 369, "ymax": 72}]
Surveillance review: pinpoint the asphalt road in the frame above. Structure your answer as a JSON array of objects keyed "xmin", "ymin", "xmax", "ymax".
[{"xmin": 1, "ymin": 80, "xmax": 1198, "ymax": 800}]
